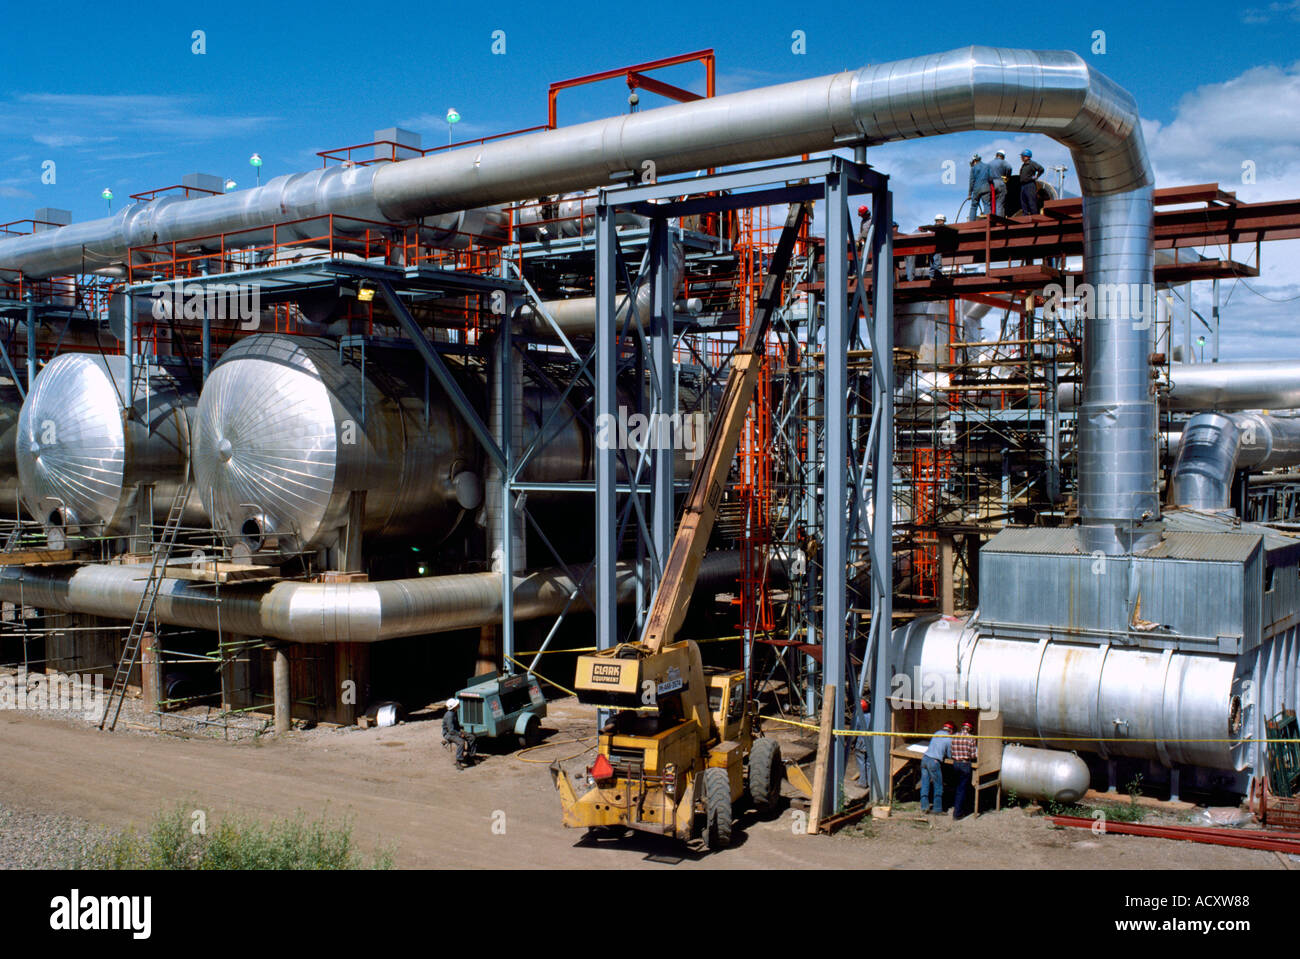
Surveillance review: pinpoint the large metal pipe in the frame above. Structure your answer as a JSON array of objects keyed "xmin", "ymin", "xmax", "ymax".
[
  {"xmin": 0, "ymin": 166, "xmax": 508, "ymax": 279},
  {"xmin": 1060, "ymin": 361, "xmax": 1300, "ymax": 413},
  {"xmin": 894, "ymin": 614, "xmax": 1240, "ymax": 770},
  {"xmin": 0, "ymin": 47, "xmax": 1155, "ymax": 551},
  {"xmin": 0, "ymin": 550, "xmax": 747, "ymax": 644},
  {"xmin": 517, "ymin": 241, "xmax": 684, "ymax": 337},
  {"xmin": 1170, "ymin": 411, "xmax": 1300, "ymax": 510}
]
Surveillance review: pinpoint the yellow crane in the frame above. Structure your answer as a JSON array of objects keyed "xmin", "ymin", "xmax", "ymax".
[{"xmin": 551, "ymin": 203, "xmax": 809, "ymax": 849}]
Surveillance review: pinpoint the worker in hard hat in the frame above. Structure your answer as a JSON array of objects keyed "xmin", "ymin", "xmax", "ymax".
[
  {"xmin": 951, "ymin": 720, "xmax": 979, "ymax": 818},
  {"xmin": 1019, "ymin": 149, "xmax": 1046, "ymax": 216},
  {"xmin": 920, "ymin": 721, "xmax": 954, "ymax": 814},
  {"xmin": 442, "ymin": 697, "xmax": 476, "ymax": 768},
  {"xmin": 930, "ymin": 214, "xmax": 947, "ymax": 277},
  {"xmin": 967, "ymin": 154, "xmax": 991, "ymax": 217},
  {"xmin": 988, "ymin": 150, "xmax": 1012, "ymax": 215},
  {"xmin": 851, "ymin": 696, "xmax": 872, "ymax": 787},
  {"xmin": 856, "ymin": 204, "xmax": 871, "ymax": 259}
]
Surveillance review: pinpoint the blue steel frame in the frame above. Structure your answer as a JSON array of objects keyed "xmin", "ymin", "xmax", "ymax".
[{"xmin": 594, "ymin": 156, "xmax": 894, "ymax": 813}]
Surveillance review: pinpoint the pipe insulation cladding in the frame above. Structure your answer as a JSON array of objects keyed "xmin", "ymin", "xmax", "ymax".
[
  {"xmin": 0, "ymin": 47, "xmax": 1157, "ymax": 551},
  {"xmin": 1170, "ymin": 411, "xmax": 1300, "ymax": 510},
  {"xmin": 0, "ymin": 550, "xmax": 750, "ymax": 643},
  {"xmin": 894, "ymin": 615, "xmax": 1241, "ymax": 771},
  {"xmin": 193, "ymin": 335, "xmax": 483, "ymax": 554},
  {"xmin": 16, "ymin": 353, "xmax": 204, "ymax": 537}
]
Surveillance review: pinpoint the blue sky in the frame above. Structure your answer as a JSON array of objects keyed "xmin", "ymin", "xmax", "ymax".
[{"xmin": 2, "ymin": 0, "xmax": 1298, "ymax": 358}]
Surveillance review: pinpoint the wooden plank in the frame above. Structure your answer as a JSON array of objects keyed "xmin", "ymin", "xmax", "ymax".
[
  {"xmin": 163, "ymin": 561, "xmax": 276, "ymax": 583},
  {"xmin": 807, "ymin": 682, "xmax": 835, "ymax": 835},
  {"xmin": 0, "ymin": 549, "xmax": 75, "ymax": 566}
]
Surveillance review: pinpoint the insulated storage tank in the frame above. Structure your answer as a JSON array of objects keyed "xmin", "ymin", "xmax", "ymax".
[
  {"xmin": 16, "ymin": 352, "xmax": 199, "ymax": 538},
  {"xmin": 193, "ymin": 334, "xmax": 482, "ymax": 553},
  {"xmin": 0, "ymin": 382, "xmax": 23, "ymax": 517}
]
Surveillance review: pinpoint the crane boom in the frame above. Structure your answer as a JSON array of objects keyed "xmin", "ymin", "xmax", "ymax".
[{"xmin": 641, "ymin": 201, "xmax": 810, "ymax": 653}]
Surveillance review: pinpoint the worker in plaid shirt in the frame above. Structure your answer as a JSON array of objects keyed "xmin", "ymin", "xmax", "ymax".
[{"xmin": 951, "ymin": 721, "xmax": 978, "ymax": 818}]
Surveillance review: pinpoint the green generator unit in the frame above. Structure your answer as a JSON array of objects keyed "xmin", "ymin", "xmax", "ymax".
[{"xmin": 454, "ymin": 671, "xmax": 547, "ymax": 748}]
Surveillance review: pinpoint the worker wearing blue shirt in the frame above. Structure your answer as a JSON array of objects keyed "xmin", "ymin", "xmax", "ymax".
[
  {"xmin": 967, "ymin": 155, "xmax": 992, "ymax": 217},
  {"xmin": 921, "ymin": 721, "xmax": 954, "ymax": 813},
  {"xmin": 987, "ymin": 150, "xmax": 1012, "ymax": 216}
]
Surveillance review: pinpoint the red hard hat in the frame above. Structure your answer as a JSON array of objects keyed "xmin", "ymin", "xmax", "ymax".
[
  {"xmin": 860, "ymin": 698, "xmax": 869, "ymax": 711},
  {"xmin": 857, "ymin": 205, "xmax": 869, "ymax": 216},
  {"xmin": 962, "ymin": 721, "xmax": 973, "ymax": 729},
  {"xmin": 942, "ymin": 722, "xmax": 955, "ymax": 730}
]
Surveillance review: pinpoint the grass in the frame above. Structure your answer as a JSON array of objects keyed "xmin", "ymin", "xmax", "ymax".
[
  {"xmin": 1046, "ymin": 799, "xmax": 1146, "ymax": 823},
  {"xmin": 76, "ymin": 804, "xmax": 394, "ymax": 870}
]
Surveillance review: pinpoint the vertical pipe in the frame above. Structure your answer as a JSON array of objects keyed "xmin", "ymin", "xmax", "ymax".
[
  {"xmin": 123, "ymin": 291, "xmax": 134, "ymax": 411},
  {"xmin": 651, "ymin": 220, "xmax": 676, "ymax": 574},
  {"xmin": 595, "ymin": 201, "xmax": 618, "ymax": 656},
  {"xmin": 202, "ymin": 303, "xmax": 211, "ymax": 382},
  {"xmin": 24, "ymin": 300, "xmax": 35, "ymax": 387},
  {"xmin": 869, "ymin": 185, "xmax": 894, "ymax": 803},
  {"xmin": 273, "ymin": 643, "xmax": 291, "ymax": 734},
  {"xmin": 498, "ymin": 295, "xmax": 516, "ymax": 668},
  {"xmin": 822, "ymin": 168, "xmax": 849, "ymax": 814},
  {"xmin": 939, "ymin": 535, "xmax": 955, "ymax": 616},
  {"xmin": 1212, "ymin": 278, "xmax": 1220, "ymax": 363}
]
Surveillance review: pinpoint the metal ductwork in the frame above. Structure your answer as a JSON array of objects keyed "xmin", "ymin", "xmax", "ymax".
[
  {"xmin": 1060, "ymin": 361, "xmax": 1300, "ymax": 413},
  {"xmin": 517, "ymin": 241, "xmax": 685, "ymax": 338},
  {"xmin": 0, "ymin": 165, "xmax": 509, "ymax": 280},
  {"xmin": 0, "ymin": 48, "xmax": 1157, "ymax": 556},
  {"xmin": 16, "ymin": 353, "xmax": 202, "ymax": 538},
  {"xmin": 895, "ymin": 614, "xmax": 1241, "ymax": 770},
  {"xmin": 0, "ymin": 550, "xmax": 748, "ymax": 643},
  {"xmin": 193, "ymin": 334, "xmax": 483, "ymax": 554},
  {"xmin": 1171, "ymin": 411, "xmax": 1300, "ymax": 510},
  {"xmin": 1166, "ymin": 361, "xmax": 1300, "ymax": 412}
]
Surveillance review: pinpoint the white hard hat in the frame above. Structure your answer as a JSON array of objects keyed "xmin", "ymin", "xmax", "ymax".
[
  {"xmin": 446, "ymin": 698, "xmax": 459, "ymax": 709},
  {"xmin": 935, "ymin": 214, "xmax": 947, "ymax": 223}
]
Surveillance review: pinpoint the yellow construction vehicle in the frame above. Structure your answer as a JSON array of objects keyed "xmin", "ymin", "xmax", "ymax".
[{"xmin": 551, "ymin": 203, "xmax": 808, "ymax": 850}]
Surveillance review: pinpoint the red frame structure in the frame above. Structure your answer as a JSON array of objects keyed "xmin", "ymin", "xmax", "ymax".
[{"xmin": 547, "ymin": 49, "xmax": 716, "ymax": 129}]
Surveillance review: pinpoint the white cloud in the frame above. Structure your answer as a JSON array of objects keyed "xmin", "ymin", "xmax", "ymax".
[
  {"xmin": 0, "ymin": 93, "xmax": 277, "ymax": 148},
  {"xmin": 1240, "ymin": 0, "xmax": 1300, "ymax": 24}
]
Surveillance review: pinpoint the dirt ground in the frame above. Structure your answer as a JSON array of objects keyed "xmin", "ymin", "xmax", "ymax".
[{"xmin": 0, "ymin": 698, "xmax": 1287, "ymax": 870}]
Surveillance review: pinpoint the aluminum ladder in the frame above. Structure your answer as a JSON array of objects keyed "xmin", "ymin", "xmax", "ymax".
[{"xmin": 98, "ymin": 474, "xmax": 192, "ymax": 731}]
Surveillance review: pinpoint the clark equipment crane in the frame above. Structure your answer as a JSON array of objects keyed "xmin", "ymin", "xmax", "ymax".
[{"xmin": 552, "ymin": 202, "xmax": 809, "ymax": 850}]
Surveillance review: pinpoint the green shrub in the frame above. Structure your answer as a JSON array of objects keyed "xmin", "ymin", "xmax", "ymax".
[{"xmin": 77, "ymin": 805, "xmax": 393, "ymax": 870}]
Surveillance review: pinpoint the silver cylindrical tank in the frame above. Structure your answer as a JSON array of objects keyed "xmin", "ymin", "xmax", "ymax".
[
  {"xmin": 0, "ymin": 383, "xmax": 23, "ymax": 517},
  {"xmin": 16, "ymin": 353, "xmax": 199, "ymax": 536},
  {"xmin": 1000, "ymin": 745, "xmax": 1091, "ymax": 803},
  {"xmin": 894, "ymin": 615, "xmax": 1240, "ymax": 770},
  {"xmin": 193, "ymin": 335, "xmax": 482, "ymax": 552}
]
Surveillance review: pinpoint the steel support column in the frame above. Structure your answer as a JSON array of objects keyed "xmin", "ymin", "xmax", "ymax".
[
  {"xmin": 650, "ymin": 219, "xmax": 676, "ymax": 572},
  {"xmin": 594, "ymin": 200, "xmax": 619, "ymax": 654},
  {"xmin": 869, "ymin": 187, "xmax": 894, "ymax": 803},
  {"xmin": 822, "ymin": 170, "xmax": 850, "ymax": 814}
]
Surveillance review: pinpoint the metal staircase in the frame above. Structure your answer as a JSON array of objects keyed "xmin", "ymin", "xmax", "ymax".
[{"xmin": 98, "ymin": 474, "xmax": 192, "ymax": 731}]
